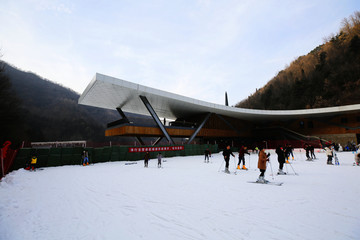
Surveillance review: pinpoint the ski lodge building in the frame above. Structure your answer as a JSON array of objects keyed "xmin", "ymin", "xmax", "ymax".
[{"xmin": 78, "ymin": 73, "xmax": 360, "ymax": 148}]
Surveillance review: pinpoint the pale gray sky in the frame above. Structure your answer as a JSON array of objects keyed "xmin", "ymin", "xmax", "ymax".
[{"xmin": 1, "ymin": 0, "xmax": 359, "ymax": 106}]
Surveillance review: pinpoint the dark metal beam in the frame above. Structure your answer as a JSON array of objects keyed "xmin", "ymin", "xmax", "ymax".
[
  {"xmin": 139, "ymin": 95, "xmax": 175, "ymax": 145},
  {"xmin": 116, "ymin": 107, "xmax": 130, "ymax": 123},
  {"xmin": 187, "ymin": 113, "xmax": 212, "ymax": 144},
  {"xmin": 107, "ymin": 107, "xmax": 130, "ymax": 128},
  {"xmin": 135, "ymin": 136, "xmax": 145, "ymax": 146}
]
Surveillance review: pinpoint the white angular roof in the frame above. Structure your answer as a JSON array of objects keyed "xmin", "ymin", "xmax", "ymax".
[{"xmin": 78, "ymin": 73, "xmax": 360, "ymax": 121}]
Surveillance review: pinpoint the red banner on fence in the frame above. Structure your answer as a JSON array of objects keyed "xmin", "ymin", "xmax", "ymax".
[{"xmin": 128, "ymin": 146, "xmax": 184, "ymax": 153}]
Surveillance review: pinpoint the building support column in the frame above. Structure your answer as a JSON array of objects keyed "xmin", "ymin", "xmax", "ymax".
[
  {"xmin": 152, "ymin": 137, "xmax": 163, "ymax": 146},
  {"xmin": 135, "ymin": 136, "xmax": 145, "ymax": 146},
  {"xmin": 107, "ymin": 107, "xmax": 130, "ymax": 128},
  {"xmin": 187, "ymin": 112, "xmax": 212, "ymax": 144},
  {"xmin": 139, "ymin": 95, "xmax": 175, "ymax": 145}
]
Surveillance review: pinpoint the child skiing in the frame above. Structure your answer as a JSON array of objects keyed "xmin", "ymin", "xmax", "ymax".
[
  {"xmin": 30, "ymin": 155, "xmax": 37, "ymax": 171},
  {"xmin": 82, "ymin": 151, "xmax": 89, "ymax": 166},
  {"xmin": 204, "ymin": 149, "xmax": 211, "ymax": 163},
  {"xmin": 144, "ymin": 151, "xmax": 150, "ymax": 168},
  {"xmin": 157, "ymin": 152, "xmax": 162, "ymax": 168},
  {"xmin": 325, "ymin": 146, "xmax": 333, "ymax": 165}
]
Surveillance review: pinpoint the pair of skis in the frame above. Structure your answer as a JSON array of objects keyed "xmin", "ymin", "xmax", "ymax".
[
  {"xmin": 221, "ymin": 170, "xmax": 237, "ymax": 175},
  {"xmin": 247, "ymin": 181, "xmax": 283, "ymax": 186}
]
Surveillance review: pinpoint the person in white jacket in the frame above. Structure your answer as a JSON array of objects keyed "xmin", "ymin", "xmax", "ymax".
[
  {"xmin": 325, "ymin": 147, "xmax": 333, "ymax": 165},
  {"xmin": 355, "ymin": 153, "xmax": 360, "ymax": 166}
]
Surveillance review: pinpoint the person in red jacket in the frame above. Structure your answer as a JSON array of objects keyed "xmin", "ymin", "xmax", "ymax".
[{"xmin": 237, "ymin": 145, "xmax": 250, "ymax": 170}]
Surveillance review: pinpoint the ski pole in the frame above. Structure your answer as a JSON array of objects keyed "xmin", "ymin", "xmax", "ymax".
[
  {"xmin": 285, "ymin": 161, "xmax": 289, "ymax": 174},
  {"xmin": 296, "ymin": 149, "xmax": 304, "ymax": 161},
  {"xmin": 288, "ymin": 160, "xmax": 298, "ymax": 175},
  {"xmin": 248, "ymin": 154, "xmax": 251, "ymax": 169},
  {"xmin": 268, "ymin": 160, "xmax": 275, "ymax": 180},
  {"xmin": 218, "ymin": 159, "xmax": 224, "ymax": 172}
]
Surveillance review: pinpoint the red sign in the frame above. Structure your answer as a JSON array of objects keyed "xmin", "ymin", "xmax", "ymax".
[{"xmin": 128, "ymin": 146, "xmax": 184, "ymax": 153}]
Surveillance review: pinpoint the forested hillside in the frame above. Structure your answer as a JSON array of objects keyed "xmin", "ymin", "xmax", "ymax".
[
  {"xmin": 0, "ymin": 62, "xmax": 153, "ymax": 145},
  {"xmin": 237, "ymin": 12, "xmax": 360, "ymax": 110}
]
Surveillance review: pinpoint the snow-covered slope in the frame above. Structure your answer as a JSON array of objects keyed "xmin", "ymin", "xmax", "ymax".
[{"xmin": 1, "ymin": 150, "xmax": 359, "ymax": 240}]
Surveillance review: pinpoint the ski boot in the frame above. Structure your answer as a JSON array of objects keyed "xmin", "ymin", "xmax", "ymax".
[
  {"xmin": 242, "ymin": 165, "xmax": 247, "ymax": 170},
  {"xmin": 277, "ymin": 169, "xmax": 286, "ymax": 175},
  {"xmin": 256, "ymin": 176, "xmax": 268, "ymax": 183},
  {"xmin": 225, "ymin": 167, "xmax": 230, "ymax": 174},
  {"xmin": 237, "ymin": 165, "xmax": 241, "ymax": 170}
]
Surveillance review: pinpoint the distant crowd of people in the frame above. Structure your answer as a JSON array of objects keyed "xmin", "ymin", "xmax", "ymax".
[
  {"xmin": 217, "ymin": 141, "xmax": 360, "ymax": 183},
  {"xmin": 22, "ymin": 140, "xmax": 360, "ymax": 176}
]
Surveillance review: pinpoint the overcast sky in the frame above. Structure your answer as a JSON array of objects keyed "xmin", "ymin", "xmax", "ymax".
[{"xmin": 1, "ymin": 0, "xmax": 359, "ymax": 106}]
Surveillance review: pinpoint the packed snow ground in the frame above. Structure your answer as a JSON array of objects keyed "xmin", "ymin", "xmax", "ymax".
[{"xmin": 1, "ymin": 149, "xmax": 359, "ymax": 240}]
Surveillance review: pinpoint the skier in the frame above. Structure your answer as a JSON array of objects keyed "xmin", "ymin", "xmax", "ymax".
[
  {"xmin": 237, "ymin": 145, "xmax": 250, "ymax": 170},
  {"xmin": 304, "ymin": 144, "xmax": 311, "ymax": 160},
  {"xmin": 285, "ymin": 144, "xmax": 294, "ymax": 161},
  {"xmin": 257, "ymin": 147, "xmax": 270, "ymax": 183},
  {"xmin": 222, "ymin": 145, "xmax": 235, "ymax": 173},
  {"xmin": 30, "ymin": 155, "xmax": 37, "ymax": 171},
  {"xmin": 144, "ymin": 151, "xmax": 150, "ymax": 168},
  {"xmin": 325, "ymin": 146, "xmax": 333, "ymax": 165},
  {"xmin": 204, "ymin": 149, "xmax": 211, "ymax": 163},
  {"xmin": 82, "ymin": 151, "xmax": 89, "ymax": 166},
  {"xmin": 275, "ymin": 145, "xmax": 286, "ymax": 175},
  {"xmin": 309, "ymin": 145, "xmax": 316, "ymax": 159},
  {"xmin": 254, "ymin": 146, "xmax": 259, "ymax": 154},
  {"xmin": 157, "ymin": 152, "xmax": 162, "ymax": 168},
  {"xmin": 355, "ymin": 153, "xmax": 360, "ymax": 166}
]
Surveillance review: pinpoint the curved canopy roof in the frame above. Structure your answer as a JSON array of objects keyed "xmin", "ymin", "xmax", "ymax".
[{"xmin": 78, "ymin": 73, "xmax": 360, "ymax": 121}]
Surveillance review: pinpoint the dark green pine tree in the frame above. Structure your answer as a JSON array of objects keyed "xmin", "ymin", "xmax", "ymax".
[{"xmin": 0, "ymin": 60, "xmax": 25, "ymax": 145}]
